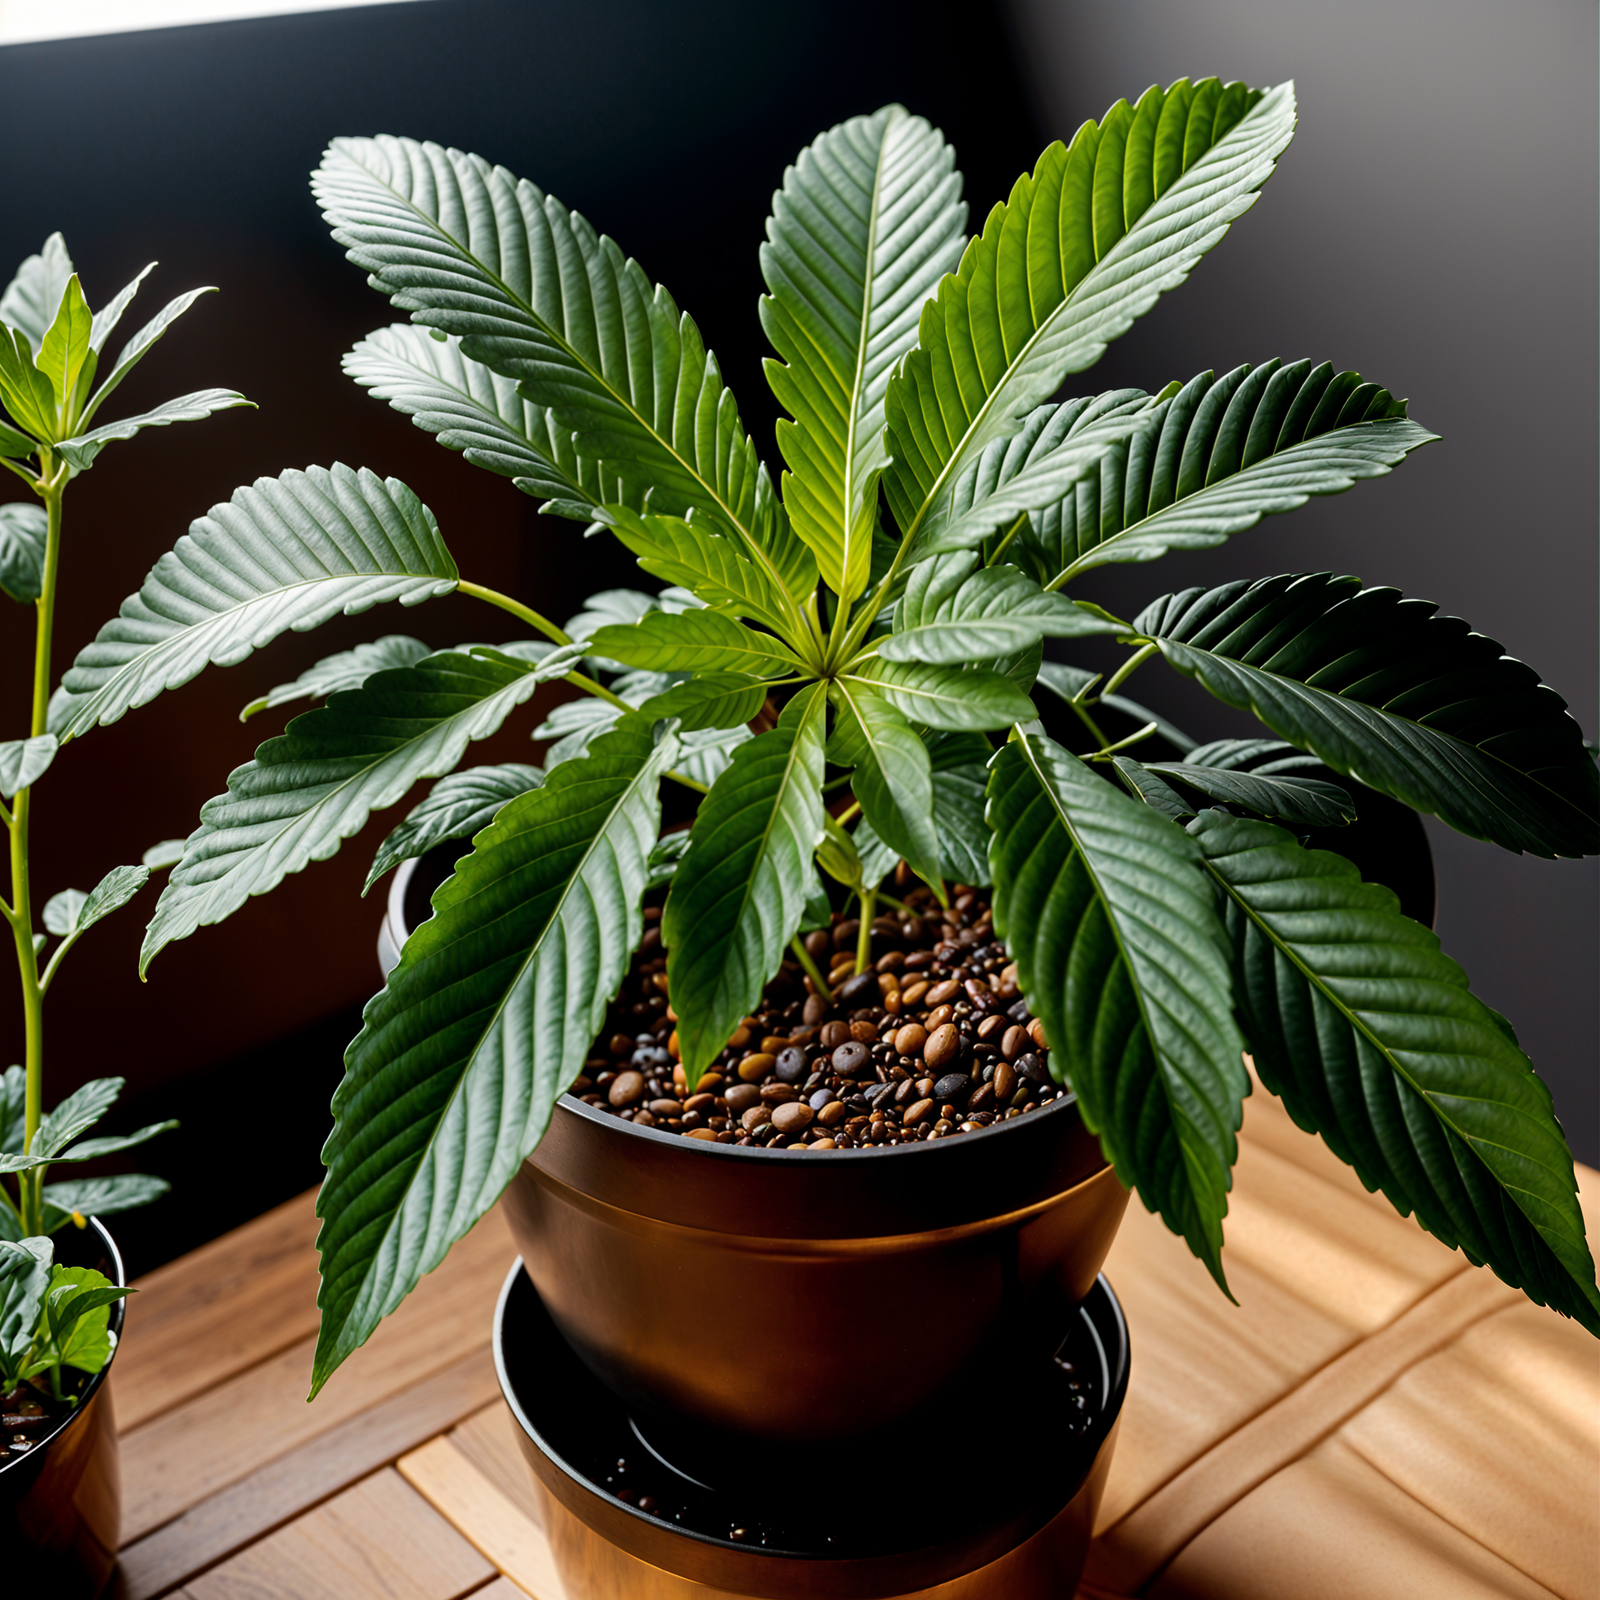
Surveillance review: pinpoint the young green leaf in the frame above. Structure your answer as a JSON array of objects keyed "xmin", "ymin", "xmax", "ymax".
[
  {"xmin": 314, "ymin": 137, "xmax": 817, "ymax": 606},
  {"xmin": 852, "ymin": 659, "xmax": 1035, "ymax": 731},
  {"xmin": 663, "ymin": 687, "xmax": 828, "ymax": 1083},
  {"xmin": 39, "ymin": 1265, "xmax": 127, "ymax": 1376},
  {"xmin": 54, "ymin": 465, "xmax": 459, "ymax": 739},
  {"xmin": 41, "ymin": 864, "xmax": 148, "ymax": 942},
  {"xmin": 829, "ymin": 680, "xmax": 941, "ymax": 883},
  {"xmin": 884, "ymin": 553, "xmax": 1123, "ymax": 664},
  {"xmin": 0, "ymin": 234, "xmax": 74, "ymax": 349},
  {"xmin": 0, "ymin": 326, "xmax": 59, "ymax": 439},
  {"xmin": 1009, "ymin": 362, "xmax": 1436, "ymax": 585},
  {"xmin": 365, "ymin": 762, "xmax": 544, "ymax": 891},
  {"xmin": 313, "ymin": 713, "xmax": 680, "ymax": 1393},
  {"xmin": 142, "ymin": 648, "xmax": 580, "ymax": 972},
  {"xmin": 0, "ymin": 504, "xmax": 46, "ymax": 604},
  {"xmin": 1144, "ymin": 760, "xmax": 1356, "ymax": 827},
  {"xmin": 78, "ymin": 286, "xmax": 220, "ymax": 428},
  {"xmin": 240, "ymin": 635, "xmax": 431, "ymax": 721},
  {"xmin": 637, "ymin": 673, "xmax": 769, "ymax": 732},
  {"xmin": 646, "ymin": 829, "xmax": 692, "ymax": 889},
  {"xmin": 761, "ymin": 105, "xmax": 967, "ymax": 600},
  {"xmin": 1190, "ymin": 809, "xmax": 1600, "ymax": 1332},
  {"xmin": 884, "ymin": 80, "xmax": 1296, "ymax": 547},
  {"xmin": 35, "ymin": 274, "xmax": 94, "ymax": 415},
  {"xmin": 1137, "ymin": 573, "xmax": 1600, "ymax": 857},
  {"xmin": 0, "ymin": 1237, "xmax": 53, "ymax": 1384},
  {"xmin": 988, "ymin": 726, "xmax": 1247, "ymax": 1283},
  {"xmin": 88, "ymin": 263, "xmax": 155, "ymax": 354},
  {"xmin": 0, "ymin": 734, "xmax": 56, "ymax": 797},
  {"xmin": 587, "ymin": 610, "xmax": 805, "ymax": 678},
  {"xmin": 55, "ymin": 389, "xmax": 254, "ymax": 471}
]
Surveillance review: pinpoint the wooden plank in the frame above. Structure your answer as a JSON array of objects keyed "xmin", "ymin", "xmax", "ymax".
[
  {"xmin": 468, "ymin": 1583, "xmax": 535, "ymax": 1599},
  {"xmin": 401, "ymin": 1436, "xmax": 566, "ymax": 1600},
  {"xmin": 122, "ymin": 1204, "xmax": 513, "ymax": 1543},
  {"xmin": 116, "ymin": 1188, "xmax": 322, "ymax": 1431},
  {"xmin": 183, "ymin": 1468, "xmax": 494, "ymax": 1600},
  {"xmin": 118, "ymin": 1349, "xmax": 500, "ymax": 1599},
  {"xmin": 447, "ymin": 1403, "xmax": 545, "ymax": 1528}
]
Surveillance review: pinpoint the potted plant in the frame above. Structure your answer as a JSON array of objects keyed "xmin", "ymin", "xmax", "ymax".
[
  {"xmin": 49, "ymin": 78, "xmax": 1598, "ymax": 1433},
  {"xmin": 0, "ymin": 233, "xmax": 250, "ymax": 1589}
]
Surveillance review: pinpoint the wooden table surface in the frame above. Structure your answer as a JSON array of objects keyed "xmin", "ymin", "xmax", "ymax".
[{"xmin": 108, "ymin": 1087, "xmax": 1599, "ymax": 1600}]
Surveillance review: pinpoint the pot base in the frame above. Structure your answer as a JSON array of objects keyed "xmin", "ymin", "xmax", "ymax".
[{"xmin": 495, "ymin": 1258, "xmax": 1128, "ymax": 1599}]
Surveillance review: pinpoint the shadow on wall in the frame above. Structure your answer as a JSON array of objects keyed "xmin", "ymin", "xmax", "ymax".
[{"xmin": 1001, "ymin": 0, "xmax": 1599, "ymax": 1166}]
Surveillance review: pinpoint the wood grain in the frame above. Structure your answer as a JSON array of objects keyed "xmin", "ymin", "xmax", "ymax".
[
  {"xmin": 122, "ymin": 1204, "xmax": 513, "ymax": 1542},
  {"xmin": 118, "ymin": 1349, "xmax": 500, "ymax": 1599},
  {"xmin": 400, "ymin": 1437, "xmax": 565, "ymax": 1600},
  {"xmin": 182, "ymin": 1468, "xmax": 493, "ymax": 1600},
  {"xmin": 447, "ymin": 1404, "xmax": 545, "ymax": 1529}
]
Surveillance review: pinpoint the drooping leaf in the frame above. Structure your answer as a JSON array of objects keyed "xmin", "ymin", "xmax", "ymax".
[
  {"xmin": 0, "ymin": 1237, "xmax": 53, "ymax": 1381},
  {"xmin": 761, "ymin": 105, "xmax": 967, "ymax": 599},
  {"xmin": 54, "ymin": 465, "xmax": 459, "ymax": 738},
  {"xmin": 56, "ymin": 388, "xmax": 254, "ymax": 471},
  {"xmin": 0, "ymin": 503, "xmax": 46, "ymax": 603},
  {"xmin": 78, "ymin": 286, "xmax": 220, "ymax": 428},
  {"xmin": 88, "ymin": 263, "xmax": 155, "ymax": 354},
  {"xmin": 1145, "ymin": 759, "xmax": 1356, "ymax": 827},
  {"xmin": 365, "ymin": 761, "xmax": 544, "ymax": 891},
  {"xmin": 534, "ymin": 696, "xmax": 624, "ymax": 768},
  {"xmin": 852, "ymin": 658, "xmax": 1035, "ymax": 731},
  {"xmin": 142, "ymin": 647, "xmax": 580, "ymax": 972},
  {"xmin": 1008, "ymin": 361, "xmax": 1435, "ymax": 585},
  {"xmin": 240, "ymin": 634, "xmax": 431, "ymax": 721},
  {"xmin": 35, "ymin": 275, "xmax": 94, "ymax": 412},
  {"xmin": 0, "ymin": 734, "xmax": 56, "ymax": 797},
  {"xmin": 884, "ymin": 80, "xmax": 1296, "ymax": 547},
  {"xmin": 344, "ymin": 325, "xmax": 639, "ymax": 520},
  {"xmin": 42, "ymin": 1174, "xmax": 170, "ymax": 1226},
  {"xmin": 312, "ymin": 713, "xmax": 680, "ymax": 1392},
  {"xmin": 829, "ymin": 679, "xmax": 940, "ymax": 883},
  {"xmin": 883, "ymin": 552, "xmax": 1122, "ymax": 665},
  {"xmin": 50, "ymin": 1119, "xmax": 177, "ymax": 1164},
  {"xmin": 31, "ymin": 1079, "xmax": 124, "ymax": 1162},
  {"xmin": 313, "ymin": 137, "xmax": 817, "ymax": 606},
  {"xmin": 1110, "ymin": 755, "xmax": 1197, "ymax": 824},
  {"xmin": 1184, "ymin": 737, "xmax": 1311, "ymax": 771},
  {"xmin": 0, "ymin": 234, "xmax": 73, "ymax": 349},
  {"xmin": 41, "ymin": 864, "xmax": 149, "ymax": 943},
  {"xmin": 987, "ymin": 725, "xmax": 1247, "ymax": 1281},
  {"xmin": 663, "ymin": 686, "xmax": 828, "ymax": 1083},
  {"xmin": 1189, "ymin": 809, "xmax": 1600, "ymax": 1332},
  {"xmin": 588, "ymin": 609, "xmax": 805, "ymax": 678},
  {"xmin": 1136, "ymin": 573, "xmax": 1600, "ymax": 857}
]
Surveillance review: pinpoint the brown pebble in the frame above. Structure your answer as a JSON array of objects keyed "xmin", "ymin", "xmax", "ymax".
[
  {"xmin": 968, "ymin": 1082, "xmax": 994, "ymax": 1111},
  {"xmin": 903, "ymin": 1097, "xmax": 935, "ymax": 1126},
  {"xmin": 818, "ymin": 1100, "xmax": 848, "ymax": 1126},
  {"xmin": 805, "ymin": 929, "xmax": 831, "ymax": 960},
  {"xmin": 894, "ymin": 1023, "xmax": 928, "ymax": 1056},
  {"xmin": 649, "ymin": 1098, "xmax": 683, "ymax": 1117},
  {"xmin": 883, "ymin": 992, "xmax": 902, "ymax": 1015},
  {"xmin": 924, "ymin": 979, "xmax": 960, "ymax": 1007},
  {"xmin": 923, "ymin": 1023, "xmax": 960, "ymax": 1071},
  {"xmin": 820, "ymin": 1020, "xmax": 851, "ymax": 1050},
  {"xmin": 761, "ymin": 1035, "xmax": 789, "ymax": 1055},
  {"xmin": 651, "ymin": 971, "xmax": 671, "ymax": 996},
  {"xmin": 876, "ymin": 950, "xmax": 906, "ymax": 973},
  {"xmin": 685, "ymin": 1127, "xmax": 719, "ymax": 1141},
  {"xmin": 1001, "ymin": 1024, "xmax": 1027, "ymax": 1061},
  {"xmin": 770, "ymin": 1101, "xmax": 814, "ymax": 1135},
  {"xmin": 608, "ymin": 1070, "xmax": 646, "ymax": 1108},
  {"xmin": 925, "ymin": 1004, "xmax": 954, "ymax": 1030},
  {"xmin": 809, "ymin": 1137, "xmax": 837, "ymax": 1150},
  {"xmin": 976, "ymin": 1014, "xmax": 1006, "ymax": 1041},
  {"xmin": 725, "ymin": 1082, "xmax": 760, "ymax": 1113},
  {"xmin": 684, "ymin": 1093, "xmax": 716, "ymax": 1114},
  {"xmin": 695, "ymin": 1072, "xmax": 724, "ymax": 1095},
  {"xmin": 850, "ymin": 1020, "xmax": 878, "ymax": 1043},
  {"xmin": 877, "ymin": 972, "xmax": 899, "ymax": 998},
  {"xmin": 802, "ymin": 993, "xmax": 829, "ymax": 1026},
  {"xmin": 738, "ymin": 1053, "xmax": 776, "ymax": 1083},
  {"xmin": 633, "ymin": 1110, "xmax": 656, "ymax": 1128},
  {"xmin": 759, "ymin": 1083, "xmax": 798, "ymax": 1104},
  {"xmin": 741, "ymin": 1104, "xmax": 771, "ymax": 1131},
  {"xmin": 900, "ymin": 980, "xmax": 930, "ymax": 1006},
  {"xmin": 994, "ymin": 1060, "xmax": 1017, "ymax": 1101},
  {"xmin": 609, "ymin": 1034, "xmax": 634, "ymax": 1057},
  {"xmin": 1028, "ymin": 1018, "xmax": 1049, "ymax": 1049},
  {"xmin": 728, "ymin": 1025, "xmax": 752, "ymax": 1049},
  {"xmin": 570, "ymin": 1075, "xmax": 594, "ymax": 1096},
  {"xmin": 837, "ymin": 971, "xmax": 877, "ymax": 1006},
  {"xmin": 667, "ymin": 1030, "xmax": 681, "ymax": 1059}
]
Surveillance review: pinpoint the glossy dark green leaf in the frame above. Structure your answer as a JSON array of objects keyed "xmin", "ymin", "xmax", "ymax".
[
  {"xmin": 1110, "ymin": 756, "xmax": 1196, "ymax": 824},
  {"xmin": 638, "ymin": 672, "xmax": 769, "ymax": 733},
  {"xmin": 1146, "ymin": 760, "xmax": 1356, "ymax": 826},
  {"xmin": 853, "ymin": 659, "xmax": 1035, "ymax": 731},
  {"xmin": 0, "ymin": 1238, "xmax": 53, "ymax": 1381},
  {"xmin": 1137, "ymin": 573, "xmax": 1599, "ymax": 857},
  {"xmin": 313, "ymin": 713, "xmax": 679, "ymax": 1392},
  {"xmin": 663, "ymin": 687, "xmax": 827, "ymax": 1083},
  {"xmin": 830, "ymin": 679, "xmax": 940, "ymax": 883},
  {"xmin": 0, "ymin": 503, "xmax": 46, "ymax": 603},
  {"xmin": 588, "ymin": 610, "xmax": 804, "ymax": 678},
  {"xmin": 55, "ymin": 466, "xmax": 459, "ymax": 738},
  {"xmin": 988, "ymin": 726, "xmax": 1246, "ymax": 1281},
  {"xmin": 365, "ymin": 762, "xmax": 544, "ymax": 891},
  {"xmin": 1190, "ymin": 809, "xmax": 1600, "ymax": 1332}
]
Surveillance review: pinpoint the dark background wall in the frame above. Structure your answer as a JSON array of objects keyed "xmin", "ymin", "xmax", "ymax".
[{"xmin": 0, "ymin": 0, "xmax": 1591, "ymax": 1270}]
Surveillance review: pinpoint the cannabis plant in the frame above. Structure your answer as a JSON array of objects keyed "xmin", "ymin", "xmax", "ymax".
[
  {"xmin": 0, "ymin": 235, "xmax": 249, "ymax": 1380},
  {"xmin": 49, "ymin": 80, "xmax": 1597, "ymax": 1392}
]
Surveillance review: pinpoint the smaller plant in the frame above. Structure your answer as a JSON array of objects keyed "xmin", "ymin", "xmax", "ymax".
[{"xmin": 0, "ymin": 1235, "xmax": 129, "ymax": 1421}]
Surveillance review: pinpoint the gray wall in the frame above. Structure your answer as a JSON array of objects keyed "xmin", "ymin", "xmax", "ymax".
[{"xmin": 1004, "ymin": 0, "xmax": 1598, "ymax": 1162}]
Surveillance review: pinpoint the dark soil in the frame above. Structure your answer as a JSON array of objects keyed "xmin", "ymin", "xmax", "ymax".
[
  {"xmin": 570, "ymin": 879, "xmax": 1065, "ymax": 1148},
  {"xmin": 0, "ymin": 1372, "xmax": 88, "ymax": 1468}
]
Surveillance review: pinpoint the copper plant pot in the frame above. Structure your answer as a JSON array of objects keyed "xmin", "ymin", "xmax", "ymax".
[
  {"xmin": 496, "ymin": 1255, "xmax": 1128, "ymax": 1600},
  {"xmin": 1, "ymin": 1217, "xmax": 123, "ymax": 1598}
]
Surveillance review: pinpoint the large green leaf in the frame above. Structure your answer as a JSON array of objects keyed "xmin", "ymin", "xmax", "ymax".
[
  {"xmin": 1005, "ymin": 361, "xmax": 1434, "ymax": 585},
  {"xmin": 312, "ymin": 713, "xmax": 679, "ymax": 1391},
  {"xmin": 141, "ymin": 647, "xmax": 581, "ymax": 972},
  {"xmin": 344, "ymin": 325, "xmax": 637, "ymax": 521},
  {"xmin": 0, "ymin": 234, "xmax": 73, "ymax": 349},
  {"xmin": 663, "ymin": 687, "xmax": 828, "ymax": 1083},
  {"xmin": 587, "ymin": 609, "xmax": 804, "ymax": 678},
  {"xmin": 1189, "ymin": 809, "xmax": 1600, "ymax": 1331},
  {"xmin": 851, "ymin": 658, "xmax": 1035, "ymax": 731},
  {"xmin": 761, "ymin": 105, "xmax": 966, "ymax": 599},
  {"xmin": 55, "ymin": 388, "xmax": 254, "ymax": 471},
  {"xmin": 1136, "ymin": 573, "xmax": 1599, "ymax": 857},
  {"xmin": 987, "ymin": 726, "xmax": 1246, "ymax": 1281},
  {"xmin": 365, "ymin": 761, "xmax": 544, "ymax": 891},
  {"xmin": 313, "ymin": 137, "xmax": 816, "ymax": 613},
  {"xmin": 54, "ymin": 465, "xmax": 459, "ymax": 738},
  {"xmin": 883, "ymin": 79, "xmax": 1295, "ymax": 547},
  {"xmin": 829, "ymin": 679, "xmax": 940, "ymax": 883},
  {"xmin": 0, "ymin": 502, "xmax": 46, "ymax": 603},
  {"xmin": 1144, "ymin": 760, "xmax": 1356, "ymax": 827},
  {"xmin": 883, "ymin": 551, "xmax": 1122, "ymax": 664},
  {"xmin": 858, "ymin": 728, "xmax": 993, "ymax": 885},
  {"xmin": 240, "ymin": 634, "xmax": 431, "ymax": 721}
]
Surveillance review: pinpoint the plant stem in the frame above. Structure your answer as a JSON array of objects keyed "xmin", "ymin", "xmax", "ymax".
[
  {"xmin": 855, "ymin": 885, "xmax": 876, "ymax": 975},
  {"xmin": 985, "ymin": 513, "xmax": 1029, "ymax": 566},
  {"xmin": 1087, "ymin": 720, "xmax": 1160, "ymax": 760},
  {"xmin": 1101, "ymin": 642, "xmax": 1158, "ymax": 699},
  {"xmin": 789, "ymin": 935, "xmax": 832, "ymax": 1000},
  {"xmin": 1066, "ymin": 696, "xmax": 1112, "ymax": 751},
  {"xmin": 456, "ymin": 581, "xmax": 572, "ymax": 647}
]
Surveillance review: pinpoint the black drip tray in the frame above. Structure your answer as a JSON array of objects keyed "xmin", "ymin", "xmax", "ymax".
[{"xmin": 496, "ymin": 1261, "xmax": 1129, "ymax": 1569}]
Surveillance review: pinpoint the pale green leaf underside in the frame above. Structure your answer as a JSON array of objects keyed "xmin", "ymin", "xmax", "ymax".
[
  {"xmin": 0, "ymin": 502, "xmax": 47, "ymax": 603},
  {"xmin": 55, "ymin": 465, "xmax": 459, "ymax": 739},
  {"xmin": 0, "ymin": 234, "xmax": 73, "ymax": 349},
  {"xmin": 56, "ymin": 389, "xmax": 254, "ymax": 471},
  {"xmin": 0, "ymin": 734, "xmax": 56, "ymax": 798},
  {"xmin": 313, "ymin": 714, "xmax": 679, "ymax": 1391},
  {"xmin": 241, "ymin": 634, "xmax": 431, "ymax": 721},
  {"xmin": 365, "ymin": 761, "xmax": 544, "ymax": 892}
]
